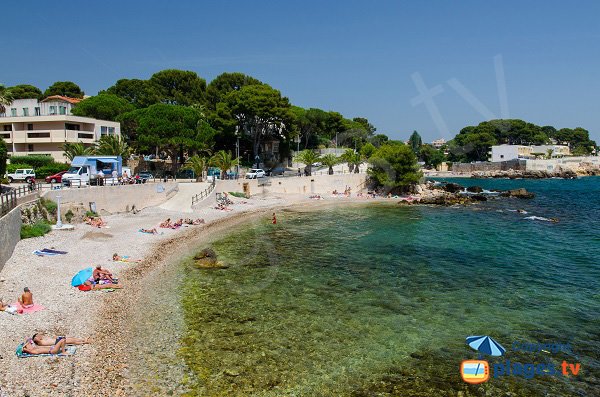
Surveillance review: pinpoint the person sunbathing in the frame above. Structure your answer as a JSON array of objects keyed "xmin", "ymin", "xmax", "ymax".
[
  {"xmin": 82, "ymin": 280, "xmax": 123, "ymax": 290},
  {"xmin": 0, "ymin": 299, "xmax": 18, "ymax": 314},
  {"xmin": 93, "ymin": 265, "xmax": 115, "ymax": 283},
  {"xmin": 173, "ymin": 218, "xmax": 183, "ymax": 228},
  {"xmin": 192, "ymin": 218, "xmax": 205, "ymax": 225},
  {"xmin": 18, "ymin": 287, "xmax": 34, "ymax": 308},
  {"xmin": 140, "ymin": 228, "xmax": 158, "ymax": 234},
  {"xmin": 32, "ymin": 333, "xmax": 90, "ymax": 346},
  {"xmin": 159, "ymin": 218, "xmax": 173, "ymax": 228},
  {"xmin": 22, "ymin": 336, "xmax": 71, "ymax": 355},
  {"xmin": 113, "ymin": 253, "xmax": 142, "ymax": 263}
]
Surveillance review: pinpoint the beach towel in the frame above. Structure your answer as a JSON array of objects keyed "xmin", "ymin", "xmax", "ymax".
[
  {"xmin": 15, "ymin": 343, "xmax": 76, "ymax": 358},
  {"xmin": 15, "ymin": 302, "xmax": 45, "ymax": 314},
  {"xmin": 33, "ymin": 248, "xmax": 67, "ymax": 256}
]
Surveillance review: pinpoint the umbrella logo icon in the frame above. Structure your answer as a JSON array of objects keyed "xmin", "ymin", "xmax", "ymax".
[{"xmin": 466, "ymin": 335, "xmax": 506, "ymax": 357}]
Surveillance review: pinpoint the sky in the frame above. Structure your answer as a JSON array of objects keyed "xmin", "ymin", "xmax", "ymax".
[{"xmin": 2, "ymin": 0, "xmax": 600, "ymax": 142}]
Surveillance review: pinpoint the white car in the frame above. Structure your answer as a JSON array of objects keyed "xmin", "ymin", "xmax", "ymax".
[
  {"xmin": 245, "ymin": 168, "xmax": 266, "ymax": 179},
  {"xmin": 6, "ymin": 168, "xmax": 36, "ymax": 183}
]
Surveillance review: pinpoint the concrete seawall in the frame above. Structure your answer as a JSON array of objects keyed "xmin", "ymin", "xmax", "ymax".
[
  {"xmin": 216, "ymin": 173, "xmax": 368, "ymax": 196},
  {"xmin": 0, "ymin": 207, "xmax": 22, "ymax": 271},
  {"xmin": 43, "ymin": 182, "xmax": 179, "ymax": 214}
]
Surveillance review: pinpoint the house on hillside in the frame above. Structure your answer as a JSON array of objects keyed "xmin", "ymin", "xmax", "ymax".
[{"xmin": 0, "ymin": 97, "xmax": 120, "ymax": 162}]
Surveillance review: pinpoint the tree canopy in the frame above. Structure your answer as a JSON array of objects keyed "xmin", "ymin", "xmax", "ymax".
[
  {"xmin": 8, "ymin": 84, "xmax": 43, "ymax": 100},
  {"xmin": 44, "ymin": 81, "xmax": 84, "ymax": 98},
  {"xmin": 368, "ymin": 143, "xmax": 422, "ymax": 194},
  {"xmin": 206, "ymin": 72, "xmax": 262, "ymax": 109},
  {"xmin": 0, "ymin": 138, "xmax": 7, "ymax": 177},
  {"xmin": 148, "ymin": 69, "xmax": 206, "ymax": 106},
  {"xmin": 409, "ymin": 131, "xmax": 422, "ymax": 154},
  {"xmin": 105, "ymin": 79, "xmax": 158, "ymax": 108},
  {"xmin": 0, "ymin": 85, "xmax": 14, "ymax": 113},
  {"xmin": 71, "ymin": 94, "xmax": 135, "ymax": 121}
]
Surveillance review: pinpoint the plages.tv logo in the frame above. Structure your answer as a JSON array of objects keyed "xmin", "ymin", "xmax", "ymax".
[{"xmin": 461, "ymin": 335, "xmax": 582, "ymax": 384}]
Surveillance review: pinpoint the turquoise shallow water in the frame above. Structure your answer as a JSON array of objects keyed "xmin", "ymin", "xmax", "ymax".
[{"xmin": 179, "ymin": 177, "xmax": 600, "ymax": 396}]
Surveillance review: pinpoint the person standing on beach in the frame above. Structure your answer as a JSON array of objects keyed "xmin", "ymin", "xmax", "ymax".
[
  {"xmin": 272, "ymin": 213, "xmax": 277, "ymax": 225},
  {"xmin": 18, "ymin": 287, "xmax": 34, "ymax": 308}
]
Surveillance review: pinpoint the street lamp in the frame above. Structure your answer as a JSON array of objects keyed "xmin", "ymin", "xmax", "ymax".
[{"xmin": 235, "ymin": 126, "xmax": 240, "ymax": 180}]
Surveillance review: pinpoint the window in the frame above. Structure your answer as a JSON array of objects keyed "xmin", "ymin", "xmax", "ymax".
[
  {"xmin": 27, "ymin": 132, "xmax": 50, "ymax": 138},
  {"xmin": 101, "ymin": 126, "xmax": 108, "ymax": 136},
  {"xmin": 272, "ymin": 141, "xmax": 280, "ymax": 153},
  {"xmin": 27, "ymin": 124, "xmax": 34, "ymax": 131},
  {"xmin": 28, "ymin": 144, "xmax": 34, "ymax": 152},
  {"xmin": 3, "ymin": 125, "xmax": 12, "ymax": 131},
  {"xmin": 77, "ymin": 133, "xmax": 94, "ymax": 139},
  {"xmin": 65, "ymin": 123, "xmax": 80, "ymax": 130},
  {"xmin": 35, "ymin": 107, "xmax": 41, "ymax": 116},
  {"xmin": 49, "ymin": 106, "xmax": 57, "ymax": 115},
  {"xmin": 11, "ymin": 108, "xmax": 17, "ymax": 117},
  {"xmin": 0, "ymin": 133, "xmax": 10, "ymax": 139},
  {"xmin": 23, "ymin": 108, "xmax": 29, "ymax": 116},
  {"xmin": 108, "ymin": 127, "xmax": 115, "ymax": 135},
  {"xmin": 59, "ymin": 106, "xmax": 67, "ymax": 115}
]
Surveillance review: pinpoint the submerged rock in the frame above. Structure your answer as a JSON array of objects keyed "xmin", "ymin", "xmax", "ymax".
[
  {"xmin": 192, "ymin": 248, "xmax": 229, "ymax": 269},
  {"xmin": 466, "ymin": 185, "xmax": 483, "ymax": 193},
  {"xmin": 500, "ymin": 188, "xmax": 535, "ymax": 199},
  {"xmin": 443, "ymin": 183, "xmax": 464, "ymax": 193}
]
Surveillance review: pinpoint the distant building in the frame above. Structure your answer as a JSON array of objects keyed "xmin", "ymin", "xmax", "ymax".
[
  {"xmin": 489, "ymin": 144, "xmax": 570, "ymax": 162},
  {"xmin": 0, "ymin": 97, "xmax": 120, "ymax": 162},
  {"xmin": 431, "ymin": 138, "xmax": 446, "ymax": 148}
]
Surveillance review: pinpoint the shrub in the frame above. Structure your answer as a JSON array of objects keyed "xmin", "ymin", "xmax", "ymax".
[
  {"xmin": 0, "ymin": 138, "xmax": 6, "ymax": 177},
  {"xmin": 9, "ymin": 155, "xmax": 54, "ymax": 168},
  {"xmin": 85, "ymin": 210, "xmax": 98, "ymax": 218},
  {"xmin": 35, "ymin": 163, "xmax": 70, "ymax": 179},
  {"xmin": 6, "ymin": 163, "xmax": 32, "ymax": 173},
  {"xmin": 20, "ymin": 221, "xmax": 52, "ymax": 239},
  {"xmin": 228, "ymin": 191, "xmax": 246, "ymax": 198},
  {"xmin": 65, "ymin": 209, "xmax": 74, "ymax": 223},
  {"xmin": 40, "ymin": 198, "xmax": 57, "ymax": 215}
]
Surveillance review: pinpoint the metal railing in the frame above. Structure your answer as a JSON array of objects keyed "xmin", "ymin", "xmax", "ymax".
[
  {"xmin": 191, "ymin": 179, "xmax": 216, "ymax": 206},
  {"xmin": 0, "ymin": 182, "xmax": 43, "ymax": 217}
]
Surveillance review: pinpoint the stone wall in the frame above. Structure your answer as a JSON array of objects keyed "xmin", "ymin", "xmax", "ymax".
[
  {"xmin": 42, "ymin": 182, "xmax": 179, "ymax": 215},
  {"xmin": 215, "ymin": 173, "xmax": 368, "ymax": 196},
  {"xmin": 0, "ymin": 206, "xmax": 22, "ymax": 271},
  {"xmin": 525, "ymin": 156, "xmax": 600, "ymax": 171},
  {"xmin": 452, "ymin": 160, "xmax": 526, "ymax": 173}
]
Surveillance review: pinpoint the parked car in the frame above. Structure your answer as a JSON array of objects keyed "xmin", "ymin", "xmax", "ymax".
[
  {"xmin": 138, "ymin": 171, "xmax": 154, "ymax": 182},
  {"xmin": 45, "ymin": 170, "xmax": 68, "ymax": 183},
  {"xmin": 245, "ymin": 168, "xmax": 266, "ymax": 179},
  {"xmin": 266, "ymin": 167, "xmax": 285, "ymax": 176},
  {"xmin": 312, "ymin": 162, "xmax": 323, "ymax": 168},
  {"xmin": 6, "ymin": 169, "xmax": 36, "ymax": 183}
]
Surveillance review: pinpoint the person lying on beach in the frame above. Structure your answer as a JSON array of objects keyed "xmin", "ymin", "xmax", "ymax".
[
  {"xmin": 159, "ymin": 218, "xmax": 173, "ymax": 228},
  {"xmin": 0, "ymin": 299, "xmax": 19, "ymax": 314},
  {"xmin": 18, "ymin": 287, "xmax": 34, "ymax": 308},
  {"xmin": 215, "ymin": 203, "xmax": 232, "ymax": 211},
  {"xmin": 140, "ymin": 228, "xmax": 158, "ymax": 234},
  {"xmin": 93, "ymin": 265, "xmax": 115, "ymax": 283},
  {"xmin": 84, "ymin": 216, "xmax": 106, "ymax": 228},
  {"xmin": 22, "ymin": 336, "xmax": 71, "ymax": 355},
  {"xmin": 32, "ymin": 332, "xmax": 90, "ymax": 346},
  {"xmin": 82, "ymin": 280, "xmax": 123, "ymax": 290},
  {"xmin": 173, "ymin": 218, "xmax": 184, "ymax": 228},
  {"xmin": 113, "ymin": 253, "xmax": 142, "ymax": 263}
]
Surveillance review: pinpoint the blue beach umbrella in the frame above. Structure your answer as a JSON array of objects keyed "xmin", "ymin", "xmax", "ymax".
[
  {"xmin": 466, "ymin": 335, "xmax": 506, "ymax": 356},
  {"xmin": 71, "ymin": 267, "xmax": 93, "ymax": 287}
]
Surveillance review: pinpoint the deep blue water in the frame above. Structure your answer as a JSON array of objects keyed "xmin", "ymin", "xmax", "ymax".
[{"xmin": 180, "ymin": 177, "xmax": 600, "ymax": 396}]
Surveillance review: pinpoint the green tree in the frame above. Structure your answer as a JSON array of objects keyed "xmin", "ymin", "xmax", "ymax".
[
  {"xmin": 95, "ymin": 135, "xmax": 131, "ymax": 160},
  {"xmin": 291, "ymin": 107, "xmax": 330, "ymax": 149},
  {"xmin": 419, "ymin": 145, "xmax": 446, "ymax": 168},
  {"xmin": 294, "ymin": 150, "xmax": 321, "ymax": 176},
  {"xmin": 321, "ymin": 153, "xmax": 339, "ymax": 175},
  {"xmin": 149, "ymin": 69, "xmax": 206, "ymax": 106},
  {"xmin": 122, "ymin": 104, "xmax": 213, "ymax": 173},
  {"xmin": 368, "ymin": 143, "xmax": 422, "ymax": 194},
  {"xmin": 62, "ymin": 142, "xmax": 95, "ymax": 161},
  {"xmin": 184, "ymin": 155, "xmax": 209, "ymax": 182},
  {"xmin": 0, "ymin": 138, "xmax": 7, "ymax": 177},
  {"xmin": 0, "ymin": 84, "xmax": 14, "ymax": 114},
  {"xmin": 222, "ymin": 84, "xmax": 293, "ymax": 160},
  {"xmin": 209, "ymin": 150, "xmax": 238, "ymax": 179},
  {"xmin": 71, "ymin": 94, "xmax": 135, "ymax": 121},
  {"xmin": 360, "ymin": 142, "xmax": 377, "ymax": 159},
  {"xmin": 206, "ymin": 72, "xmax": 262, "ymax": 109},
  {"xmin": 352, "ymin": 117, "xmax": 376, "ymax": 135},
  {"xmin": 44, "ymin": 81, "xmax": 84, "ymax": 98},
  {"xmin": 369, "ymin": 134, "xmax": 389, "ymax": 147},
  {"xmin": 105, "ymin": 79, "xmax": 158, "ymax": 108},
  {"xmin": 8, "ymin": 84, "xmax": 43, "ymax": 100},
  {"xmin": 409, "ymin": 131, "xmax": 422, "ymax": 154}
]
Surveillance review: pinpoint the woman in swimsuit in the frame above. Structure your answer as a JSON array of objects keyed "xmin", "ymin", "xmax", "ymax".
[{"xmin": 23, "ymin": 336, "xmax": 70, "ymax": 355}]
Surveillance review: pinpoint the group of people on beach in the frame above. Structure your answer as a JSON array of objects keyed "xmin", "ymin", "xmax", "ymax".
[
  {"xmin": 79, "ymin": 265, "xmax": 123, "ymax": 291},
  {"xmin": 84, "ymin": 216, "xmax": 107, "ymax": 228}
]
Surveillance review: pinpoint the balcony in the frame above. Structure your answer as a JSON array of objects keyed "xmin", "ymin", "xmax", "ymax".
[{"xmin": 9, "ymin": 129, "xmax": 96, "ymax": 144}]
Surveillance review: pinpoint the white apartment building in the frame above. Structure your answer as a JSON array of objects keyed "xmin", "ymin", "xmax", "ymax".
[
  {"xmin": 0, "ymin": 96, "xmax": 120, "ymax": 162},
  {"xmin": 431, "ymin": 138, "xmax": 446, "ymax": 148},
  {"xmin": 489, "ymin": 144, "xmax": 570, "ymax": 162}
]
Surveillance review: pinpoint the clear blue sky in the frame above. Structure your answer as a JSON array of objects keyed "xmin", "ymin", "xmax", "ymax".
[{"xmin": 3, "ymin": 0, "xmax": 599, "ymax": 142}]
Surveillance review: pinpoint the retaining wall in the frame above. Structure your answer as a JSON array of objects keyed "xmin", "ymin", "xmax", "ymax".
[
  {"xmin": 0, "ymin": 206, "xmax": 22, "ymax": 271},
  {"xmin": 216, "ymin": 173, "xmax": 368, "ymax": 196},
  {"xmin": 42, "ymin": 182, "xmax": 179, "ymax": 214},
  {"xmin": 452, "ymin": 160, "xmax": 526, "ymax": 173},
  {"xmin": 525, "ymin": 156, "xmax": 600, "ymax": 171}
]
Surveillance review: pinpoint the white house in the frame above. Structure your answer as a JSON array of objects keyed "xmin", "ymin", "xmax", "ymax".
[
  {"xmin": 490, "ymin": 144, "xmax": 570, "ymax": 162},
  {"xmin": 0, "ymin": 97, "xmax": 120, "ymax": 162}
]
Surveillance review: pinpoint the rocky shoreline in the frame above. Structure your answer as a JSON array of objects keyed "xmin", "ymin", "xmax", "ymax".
[
  {"xmin": 471, "ymin": 168, "xmax": 600, "ymax": 179},
  {"xmin": 403, "ymin": 181, "xmax": 535, "ymax": 206}
]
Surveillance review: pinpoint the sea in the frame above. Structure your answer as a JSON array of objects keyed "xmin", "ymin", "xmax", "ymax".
[{"xmin": 143, "ymin": 177, "xmax": 600, "ymax": 396}]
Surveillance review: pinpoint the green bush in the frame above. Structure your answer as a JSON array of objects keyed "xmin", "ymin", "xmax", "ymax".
[
  {"xmin": 65, "ymin": 209, "xmax": 74, "ymax": 223},
  {"xmin": 6, "ymin": 163, "xmax": 32, "ymax": 173},
  {"xmin": 228, "ymin": 191, "xmax": 246, "ymax": 198},
  {"xmin": 9, "ymin": 155, "xmax": 54, "ymax": 168},
  {"xmin": 40, "ymin": 198, "xmax": 57, "ymax": 215},
  {"xmin": 20, "ymin": 221, "xmax": 52, "ymax": 239},
  {"xmin": 35, "ymin": 163, "xmax": 70, "ymax": 179},
  {"xmin": 0, "ymin": 138, "xmax": 7, "ymax": 177},
  {"xmin": 85, "ymin": 210, "xmax": 98, "ymax": 218}
]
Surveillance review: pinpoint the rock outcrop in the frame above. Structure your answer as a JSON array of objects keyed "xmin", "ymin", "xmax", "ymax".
[
  {"xmin": 193, "ymin": 248, "xmax": 228, "ymax": 269},
  {"xmin": 500, "ymin": 188, "xmax": 535, "ymax": 199}
]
